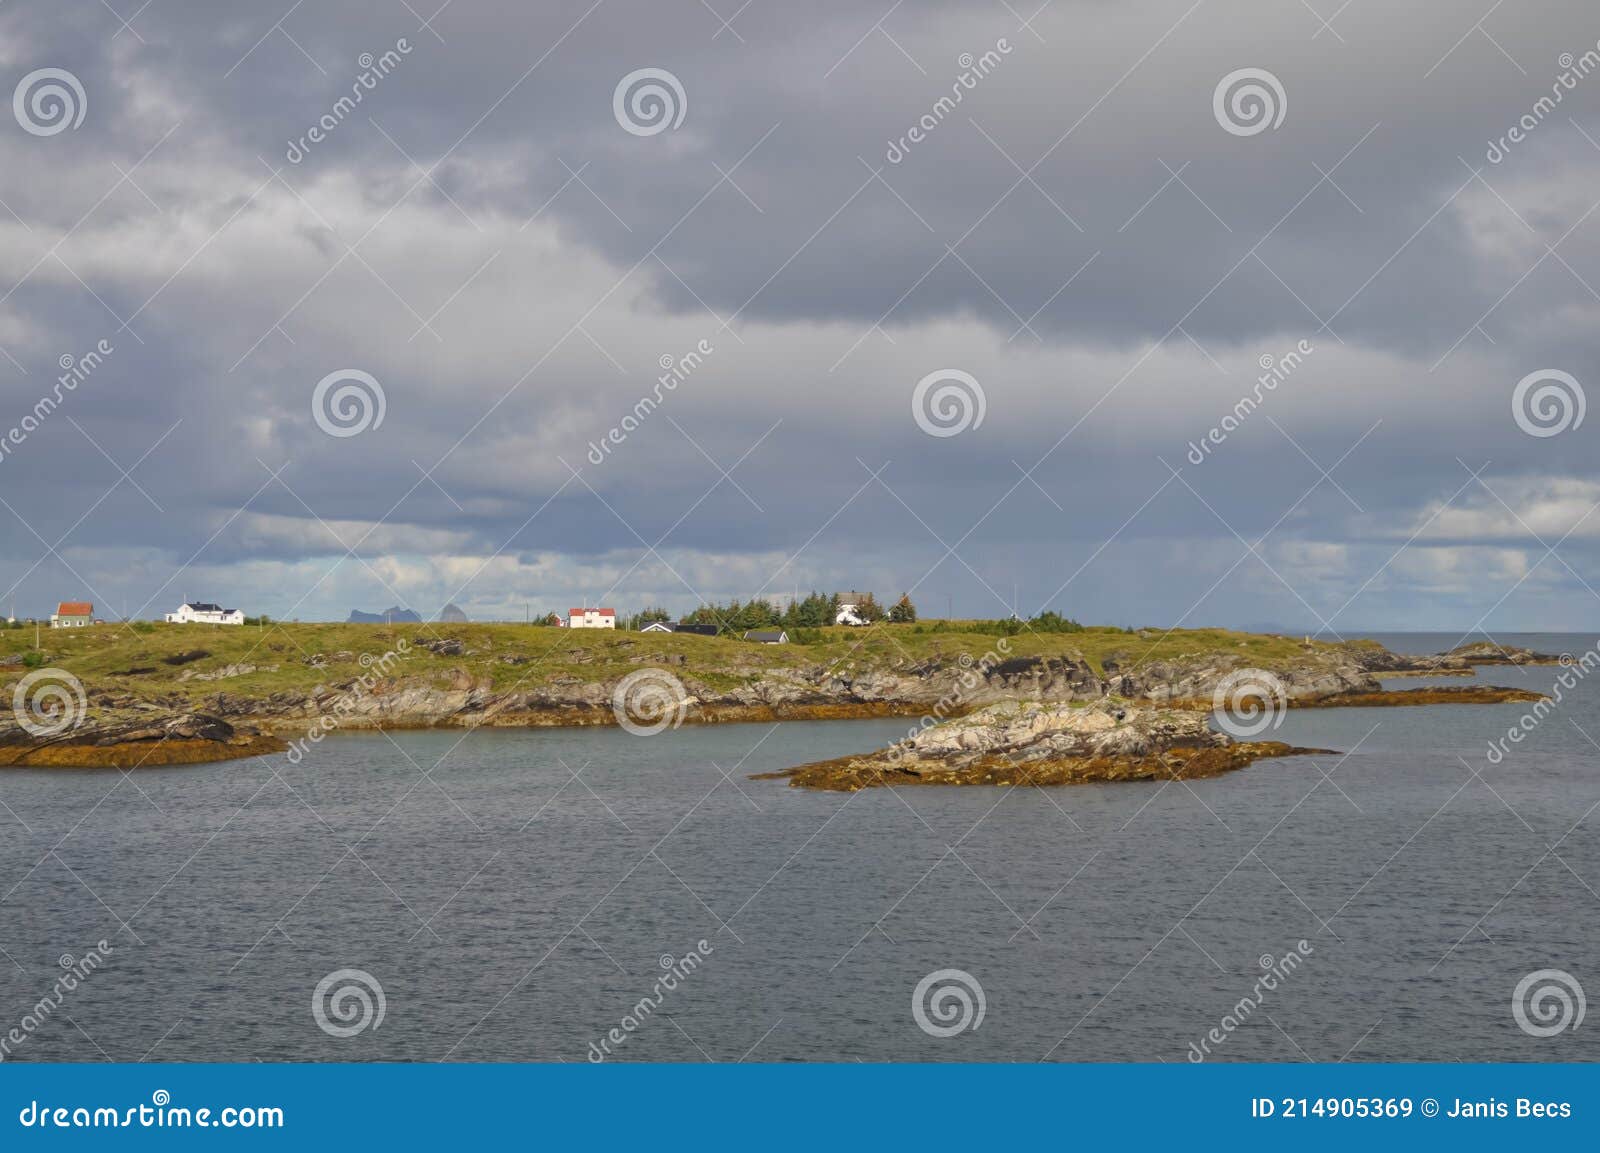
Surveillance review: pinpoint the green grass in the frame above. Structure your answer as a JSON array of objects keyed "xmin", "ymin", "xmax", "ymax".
[{"xmin": 0, "ymin": 619, "xmax": 1352, "ymax": 704}]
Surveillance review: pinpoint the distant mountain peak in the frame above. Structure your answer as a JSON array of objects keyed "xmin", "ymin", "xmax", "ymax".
[
  {"xmin": 437, "ymin": 603, "xmax": 468, "ymax": 623},
  {"xmin": 347, "ymin": 605, "xmax": 422, "ymax": 624}
]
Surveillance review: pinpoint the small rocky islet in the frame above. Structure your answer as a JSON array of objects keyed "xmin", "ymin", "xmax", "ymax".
[{"xmin": 753, "ymin": 700, "xmax": 1337, "ymax": 791}]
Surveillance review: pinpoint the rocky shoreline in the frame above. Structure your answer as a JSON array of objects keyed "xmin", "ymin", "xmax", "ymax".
[
  {"xmin": 0, "ymin": 714, "xmax": 285, "ymax": 769},
  {"xmin": 0, "ymin": 635, "xmax": 1562, "ymax": 770}
]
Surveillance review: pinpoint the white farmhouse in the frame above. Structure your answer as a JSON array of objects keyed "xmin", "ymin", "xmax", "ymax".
[
  {"xmin": 835, "ymin": 591, "xmax": 872, "ymax": 626},
  {"xmin": 566, "ymin": 607, "xmax": 616, "ymax": 629},
  {"xmin": 166, "ymin": 601, "xmax": 245, "ymax": 625}
]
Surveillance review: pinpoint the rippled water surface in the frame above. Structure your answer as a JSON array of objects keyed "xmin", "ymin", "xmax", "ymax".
[{"xmin": 3, "ymin": 632, "xmax": 1597, "ymax": 1062}]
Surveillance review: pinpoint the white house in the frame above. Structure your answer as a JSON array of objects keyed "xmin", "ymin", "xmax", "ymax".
[
  {"xmin": 567, "ymin": 607, "xmax": 616, "ymax": 629},
  {"xmin": 166, "ymin": 601, "xmax": 245, "ymax": 625},
  {"xmin": 835, "ymin": 591, "xmax": 872, "ymax": 626}
]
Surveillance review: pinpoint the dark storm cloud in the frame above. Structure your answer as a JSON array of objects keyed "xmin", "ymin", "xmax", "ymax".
[{"xmin": 2, "ymin": 0, "xmax": 1600, "ymax": 629}]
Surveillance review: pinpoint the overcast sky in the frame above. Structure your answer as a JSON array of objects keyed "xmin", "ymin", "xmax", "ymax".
[{"xmin": 2, "ymin": 0, "xmax": 1599, "ymax": 632}]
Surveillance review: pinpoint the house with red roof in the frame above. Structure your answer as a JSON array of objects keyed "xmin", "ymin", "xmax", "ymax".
[
  {"xmin": 566, "ymin": 607, "xmax": 616, "ymax": 629},
  {"xmin": 50, "ymin": 601, "xmax": 94, "ymax": 628}
]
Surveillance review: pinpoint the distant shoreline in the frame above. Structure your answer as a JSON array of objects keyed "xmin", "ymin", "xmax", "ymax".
[{"xmin": 0, "ymin": 623, "xmax": 1561, "ymax": 769}]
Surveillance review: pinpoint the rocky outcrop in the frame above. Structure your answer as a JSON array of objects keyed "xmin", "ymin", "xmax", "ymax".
[
  {"xmin": 0, "ymin": 712, "xmax": 284, "ymax": 768},
  {"xmin": 756, "ymin": 701, "xmax": 1334, "ymax": 791},
  {"xmin": 1309, "ymin": 685, "xmax": 1547, "ymax": 707},
  {"xmin": 1352, "ymin": 642, "xmax": 1565, "ymax": 676},
  {"xmin": 1106, "ymin": 652, "xmax": 1373, "ymax": 703}
]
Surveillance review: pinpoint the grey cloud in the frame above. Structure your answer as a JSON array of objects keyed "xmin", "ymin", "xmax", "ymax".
[{"xmin": 3, "ymin": 0, "xmax": 1600, "ymax": 629}]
